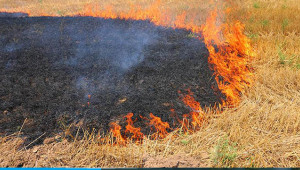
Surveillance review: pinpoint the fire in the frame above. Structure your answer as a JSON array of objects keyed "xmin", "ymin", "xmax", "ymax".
[
  {"xmin": 104, "ymin": 5, "xmax": 254, "ymax": 141},
  {"xmin": 124, "ymin": 113, "xmax": 144, "ymax": 141},
  {"xmin": 1, "ymin": 0, "xmax": 254, "ymax": 143},
  {"xmin": 201, "ymin": 10, "xmax": 254, "ymax": 107},
  {"xmin": 148, "ymin": 113, "xmax": 170, "ymax": 139},
  {"xmin": 180, "ymin": 89, "xmax": 205, "ymax": 130},
  {"xmin": 79, "ymin": 0, "xmax": 165, "ymax": 26},
  {"xmin": 80, "ymin": 1, "xmax": 253, "ymax": 108},
  {"xmin": 87, "ymin": 94, "xmax": 91, "ymax": 106},
  {"xmin": 110, "ymin": 122, "xmax": 126, "ymax": 145}
]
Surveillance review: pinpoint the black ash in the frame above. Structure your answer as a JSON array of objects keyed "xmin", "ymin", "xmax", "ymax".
[{"xmin": 0, "ymin": 14, "xmax": 223, "ymax": 139}]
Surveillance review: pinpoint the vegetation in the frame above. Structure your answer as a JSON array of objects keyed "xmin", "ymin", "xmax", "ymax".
[
  {"xmin": 211, "ymin": 136, "xmax": 237, "ymax": 167},
  {"xmin": 0, "ymin": 0, "xmax": 299, "ymax": 167}
]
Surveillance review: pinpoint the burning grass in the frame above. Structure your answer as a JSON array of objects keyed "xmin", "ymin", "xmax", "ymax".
[{"xmin": 0, "ymin": 0, "xmax": 300, "ymax": 168}]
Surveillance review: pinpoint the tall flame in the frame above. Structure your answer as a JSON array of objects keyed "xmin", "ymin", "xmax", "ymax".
[
  {"xmin": 0, "ymin": 0, "xmax": 254, "ymax": 143},
  {"xmin": 201, "ymin": 10, "xmax": 254, "ymax": 106}
]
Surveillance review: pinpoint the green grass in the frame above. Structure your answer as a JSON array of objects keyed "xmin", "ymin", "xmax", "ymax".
[
  {"xmin": 57, "ymin": 10, "xmax": 64, "ymax": 16},
  {"xmin": 278, "ymin": 47, "xmax": 287, "ymax": 65},
  {"xmin": 0, "ymin": 0, "xmax": 300, "ymax": 167},
  {"xmin": 253, "ymin": 2, "xmax": 260, "ymax": 9},
  {"xmin": 246, "ymin": 33, "xmax": 258, "ymax": 41},
  {"xmin": 211, "ymin": 136, "xmax": 238, "ymax": 167},
  {"xmin": 261, "ymin": 19, "xmax": 269, "ymax": 27},
  {"xmin": 277, "ymin": 46, "xmax": 300, "ymax": 69},
  {"xmin": 187, "ymin": 32, "xmax": 197, "ymax": 38},
  {"xmin": 282, "ymin": 18, "xmax": 289, "ymax": 31}
]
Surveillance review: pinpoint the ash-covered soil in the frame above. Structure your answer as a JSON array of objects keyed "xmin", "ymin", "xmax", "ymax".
[{"xmin": 0, "ymin": 13, "xmax": 223, "ymax": 140}]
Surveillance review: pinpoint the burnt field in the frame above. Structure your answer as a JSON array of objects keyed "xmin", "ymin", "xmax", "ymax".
[{"xmin": 0, "ymin": 13, "xmax": 223, "ymax": 140}]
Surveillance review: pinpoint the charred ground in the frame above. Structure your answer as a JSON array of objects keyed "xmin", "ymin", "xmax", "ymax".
[{"xmin": 0, "ymin": 14, "xmax": 223, "ymax": 141}]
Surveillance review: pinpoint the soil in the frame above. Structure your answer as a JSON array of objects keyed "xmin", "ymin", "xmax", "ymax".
[
  {"xmin": 0, "ymin": 13, "xmax": 223, "ymax": 142},
  {"xmin": 143, "ymin": 153, "xmax": 211, "ymax": 168}
]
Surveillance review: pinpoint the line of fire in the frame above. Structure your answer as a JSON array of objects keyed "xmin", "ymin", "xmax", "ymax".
[{"xmin": 0, "ymin": 0, "xmax": 254, "ymax": 145}]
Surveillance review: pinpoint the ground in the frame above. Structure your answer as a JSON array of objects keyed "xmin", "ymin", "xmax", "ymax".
[
  {"xmin": 0, "ymin": 16, "xmax": 220, "ymax": 140},
  {"xmin": 0, "ymin": 0, "xmax": 299, "ymax": 168}
]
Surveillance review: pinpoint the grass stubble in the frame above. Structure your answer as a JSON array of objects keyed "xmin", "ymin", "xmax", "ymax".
[{"xmin": 0, "ymin": 0, "xmax": 299, "ymax": 167}]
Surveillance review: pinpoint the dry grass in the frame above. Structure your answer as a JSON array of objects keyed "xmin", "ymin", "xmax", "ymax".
[{"xmin": 0, "ymin": 0, "xmax": 300, "ymax": 167}]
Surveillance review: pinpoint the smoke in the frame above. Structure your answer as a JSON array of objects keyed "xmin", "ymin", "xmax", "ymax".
[
  {"xmin": 0, "ymin": 17, "xmax": 158, "ymax": 97},
  {"xmin": 0, "ymin": 16, "xmax": 160, "ymax": 105},
  {"xmin": 65, "ymin": 19, "xmax": 153, "ymax": 71},
  {"xmin": 0, "ymin": 14, "xmax": 223, "ymax": 134},
  {"xmin": 56, "ymin": 18, "xmax": 158, "ymax": 96}
]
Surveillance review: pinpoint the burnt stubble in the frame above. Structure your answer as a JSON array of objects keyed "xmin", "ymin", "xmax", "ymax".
[{"xmin": 0, "ymin": 13, "xmax": 223, "ymax": 139}]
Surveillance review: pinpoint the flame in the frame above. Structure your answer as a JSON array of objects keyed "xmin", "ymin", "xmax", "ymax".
[
  {"xmin": 87, "ymin": 94, "xmax": 91, "ymax": 106},
  {"xmin": 110, "ymin": 112, "xmax": 170, "ymax": 143},
  {"xmin": 110, "ymin": 122, "xmax": 126, "ymax": 145},
  {"xmin": 148, "ymin": 113, "xmax": 170, "ymax": 139},
  {"xmin": 79, "ymin": 2, "xmax": 253, "ymax": 108},
  {"xmin": 180, "ymin": 89, "xmax": 205, "ymax": 130},
  {"xmin": 1, "ymin": 0, "xmax": 254, "ymax": 143},
  {"xmin": 201, "ymin": 10, "xmax": 254, "ymax": 107},
  {"xmin": 124, "ymin": 113, "xmax": 144, "ymax": 141},
  {"xmin": 79, "ymin": 0, "xmax": 168, "ymax": 27}
]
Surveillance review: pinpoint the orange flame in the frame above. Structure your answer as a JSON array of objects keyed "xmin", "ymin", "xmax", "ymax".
[
  {"xmin": 180, "ymin": 90, "xmax": 205, "ymax": 130},
  {"xmin": 1, "ymin": 0, "xmax": 254, "ymax": 143},
  {"xmin": 149, "ymin": 113, "xmax": 170, "ymax": 139},
  {"xmin": 201, "ymin": 10, "xmax": 254, "ymax": 107},
  {"xmin": 104, "ymin": 7, "xmax": 253, "ymax": 141},
  {"xmin": 124, "ymin": 113, "xmax": 144, "ymax": 141},
  {"xmin": 79, "ymin": 0, "xmax": 168, "ymax": 27},
  {"xmin": 110, "ymin": 122, "xmax": 126, "ymax": 145}
]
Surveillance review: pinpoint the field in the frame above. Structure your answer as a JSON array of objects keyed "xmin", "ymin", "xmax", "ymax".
[{"xmin": 0, "ymin": 0, "xmax": 299, "ymax": 167}]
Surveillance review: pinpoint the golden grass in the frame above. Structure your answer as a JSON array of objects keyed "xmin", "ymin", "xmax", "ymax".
[{"xmin": 0, "ymin": 0, "xmax": 300, "ymax": 167}]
